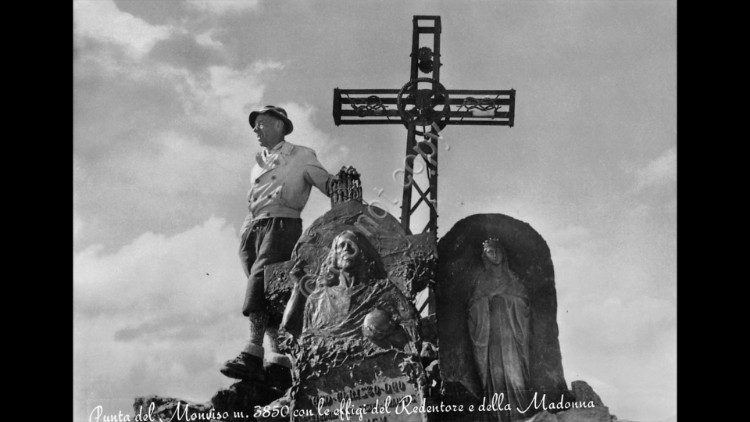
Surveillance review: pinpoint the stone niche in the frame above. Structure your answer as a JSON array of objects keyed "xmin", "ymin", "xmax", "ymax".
[{"xmin": 435, "ymin": 213, "xmax": 571, "ymax": 421}]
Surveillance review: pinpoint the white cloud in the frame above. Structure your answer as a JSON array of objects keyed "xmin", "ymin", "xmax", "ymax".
[
  {"xmin": 74, "ymin": 217, "xmax": 250, "ymax": 421},
  {"xmin": 279, "ymin": 102, "xmax": 348, "ymax": 164},
  {"xmin": 186, "ymin": 0, "xmax": 260, "ymax": 14},
  {"xmin": 141, "ymin": 62, "xmax": 277, "ymax": 135},
  {"xmin": 127, "ymin": 131, "xmax": 247, "ymax": 196},
  {"xmin": 634, "ymin": 147, "xmax": 676, "ymax": 190},
  {"xmin": 73, "ymin": 0, "xmax": 172, "ymax": 57},
  {"xmin": 252, "ymin": 60, "xmax": 286, "ymax": 73},
  {"xmin": 564, "ymin": 294, "xmax": 675, "ymax": 347},
  {"xmin": 77, "ymin": 53, "xmax": 271, "ymax": 132},
  {"xmin": 205, "ymin": 65, "xmax": 267, "ymax": 119},
  {"xmin": 116, "ymin": 68, "xmax": 316, "ymax": 199},
  {"xmin": 74, "ymin": 216, "xmax": 244, "ymax": 315},
  {"xmin": 75, "ymin": 45, "xmax": 349, "ymax": 249},
  {"xmin": 195, "ymin": 30, "xmax": 224, "ymax": 49}
]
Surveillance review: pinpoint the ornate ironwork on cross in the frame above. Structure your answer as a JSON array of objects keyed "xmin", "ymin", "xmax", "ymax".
[{"xmin": 332, "ymin": 15, "xmax": 516, "ymax": 236}]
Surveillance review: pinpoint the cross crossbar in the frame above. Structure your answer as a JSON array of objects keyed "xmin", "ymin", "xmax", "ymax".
[{"xmin": 333, "ymin": 88, "xmax": 515, "ymax": 126}]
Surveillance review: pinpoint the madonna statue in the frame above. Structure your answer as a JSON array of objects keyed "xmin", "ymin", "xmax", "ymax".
[{"xmin": 468, "ymin": 238, "xmax": 531, "ymax": 421}]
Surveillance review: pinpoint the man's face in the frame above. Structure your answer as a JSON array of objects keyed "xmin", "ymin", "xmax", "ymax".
[
  {"xmin": 333, "ymin": 233, "xmax": 361, "ymax": 271},
  {"xmin": 253, "ymin": 114, "xmax": 284, "ymax": 149}
]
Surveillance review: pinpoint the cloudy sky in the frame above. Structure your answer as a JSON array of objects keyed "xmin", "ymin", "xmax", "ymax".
[{"xmin": 73, "ymin": 1, "xmax": 676, "ymax": 421}]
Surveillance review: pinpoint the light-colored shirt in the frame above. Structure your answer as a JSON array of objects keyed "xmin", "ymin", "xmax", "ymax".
[{"xmin": 241, "ymin": 141, "xmax": 332, "ymax": 232}]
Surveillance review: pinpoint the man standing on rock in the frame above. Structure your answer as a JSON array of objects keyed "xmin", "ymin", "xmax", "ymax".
[{"xmin": 221, "ymin": 105, "xmax": 334, "ymax": 388}]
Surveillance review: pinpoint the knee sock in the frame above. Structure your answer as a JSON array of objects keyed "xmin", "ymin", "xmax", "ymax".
[
  {"xmin": 264, "ymin": 324, "xmax": 291, "ymax": 368},
  {"xmin": 244, "ymin": 311, "xmax": 268, "ymax": 359}
]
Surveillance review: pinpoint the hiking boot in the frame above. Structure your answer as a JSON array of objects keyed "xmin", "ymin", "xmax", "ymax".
[
  {"xmin": 220, "ymin": 352, "xmax": 266, "ymax": 381},
  {"xmin": 264, "ymin": 362, "xmax": 292, "ymax": 391}
]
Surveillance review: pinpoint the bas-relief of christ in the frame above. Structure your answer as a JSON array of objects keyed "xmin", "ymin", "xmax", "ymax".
[{"xmin": 285, "ymin": 229, "xmax": 418, "ymax": 350}]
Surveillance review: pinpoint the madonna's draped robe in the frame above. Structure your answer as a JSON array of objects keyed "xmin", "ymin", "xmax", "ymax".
[{"xmin": 467, "ymin": 268, "xmax": 531, "ymax": 421}]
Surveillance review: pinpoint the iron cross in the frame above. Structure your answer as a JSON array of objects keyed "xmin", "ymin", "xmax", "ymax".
[{"xmin": 332, "ymin": 15, "xmax": 515, "ymax": 235}]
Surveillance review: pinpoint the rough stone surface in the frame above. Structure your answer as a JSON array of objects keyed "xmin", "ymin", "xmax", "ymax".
[
  {"xmin": 525, "ymin": 411, "xmax": 560, "ymax": 422},
  {"xmin": 571, "ymin": 380, "xmax": 604, "ymax": 407},
  {"xmin": 555, "ymin": 406, "xmax": 612, "ymax": 422},
  {"xmin": 133, "ymin": 395, "xmax": 214, "ymax": 421},
  {"xmin": 211, "ymin": 380, "xmax": 284, "ymax": 421},
  {"xmin": 526, "ymin": 408, "xmax": 614, "ymax": 422},
  {"xmin": 133, "ymin": 381, "xmax": 284, "ymax": 422},
  {"xmin": 420, "ymin": 312, "xmax": 438, "ymax": 345},
  {"xmin": 436, "ymin": 213, "xmax": 569, "ymax": 412}
]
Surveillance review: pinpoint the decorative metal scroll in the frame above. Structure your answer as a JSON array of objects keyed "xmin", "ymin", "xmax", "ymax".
[
  {"xmin": 456, "ymin": 96, "xmax": 509, "ymax": 120},
  {"xmin": 462, "ymin": 96, "xmax": 500, "ymax": 111},
  {"xmin": 345, "ymin": 94, "xmax": 390, "ymax": 117}
]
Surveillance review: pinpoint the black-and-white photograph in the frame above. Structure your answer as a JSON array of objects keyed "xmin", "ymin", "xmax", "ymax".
[{"xmin": 73, "ymin": 1, "xmax": 676, "ymax": 421}]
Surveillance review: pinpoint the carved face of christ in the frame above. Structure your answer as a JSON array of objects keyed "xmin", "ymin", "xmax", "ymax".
[{"xmin": 333, "ymin": 232, "xmax": 361, "ymax": 271}]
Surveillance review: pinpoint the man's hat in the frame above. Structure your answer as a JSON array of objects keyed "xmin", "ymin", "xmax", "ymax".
[{"xmin": 249, "ymin": 105, "xmax": 294, "ymax": 135}]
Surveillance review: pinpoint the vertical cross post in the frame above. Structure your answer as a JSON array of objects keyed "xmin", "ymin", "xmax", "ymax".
[{"xmin": 400, "ymin": 16, "xmax": 442, "ymax": 235}]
